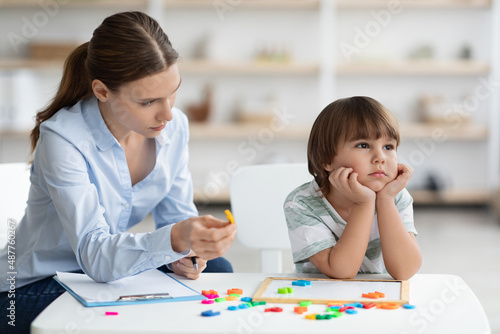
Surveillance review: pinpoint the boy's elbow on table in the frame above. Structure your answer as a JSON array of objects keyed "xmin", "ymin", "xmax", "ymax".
[
  {"xmin": 386, "ymin": 260, "xmax": 422, "ymax": 281},
  {"xmin": 327, "ymin": 271, "xmax": 358, "ymax": 280},
  {"xmin": 315, "ymin": 262, "xmax": 359, "ymax": 280},
  {"xmin": 388, "ymin": 270, "xmax": 417, "ymax": 281}
]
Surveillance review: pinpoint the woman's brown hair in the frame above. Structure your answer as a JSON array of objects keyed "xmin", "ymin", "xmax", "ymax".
[
  {"xmin": 30, "ymin": 11, "xmax": 179, "ymax": 153},
  {"xmin": 307, "ymin": 96, "xmax": 400, "ymax": 196}
]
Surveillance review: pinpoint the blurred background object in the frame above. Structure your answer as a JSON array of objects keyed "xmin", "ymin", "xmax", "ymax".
[{"xmin": 186, "ymin": 83, "xmax": 213, "ymax": 122}]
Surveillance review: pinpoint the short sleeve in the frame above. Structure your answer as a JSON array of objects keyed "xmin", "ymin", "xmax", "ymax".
[
  {"xmin": 285, "ymin": 198, "xmax": 336, "ymax": 264},
  {"xmin": 395, "ymin": 188, "xmax": 417, "ymax": 236}
]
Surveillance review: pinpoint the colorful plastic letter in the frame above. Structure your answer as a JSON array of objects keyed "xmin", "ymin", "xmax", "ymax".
[
  {"xmin": 227, "ymin": 288, "xmax": 243, "ymax": 295},
  {"xmin": 362, "ymin": 302, "xmax": 376, "ymax": 309},
  {"xmin": 225, "ymin": 210, "xmax": 235, "ymax": 224},
  {"xmin": 201, "ymin": 310, "xmax": 220, "ymax": 317},
  {"xmin": 294, "ymin": 306, "xmax": 308, "ymax": 314},
  {"xmin": 201, "ymin": 299, "xmax": 214, "ymax": 304}
]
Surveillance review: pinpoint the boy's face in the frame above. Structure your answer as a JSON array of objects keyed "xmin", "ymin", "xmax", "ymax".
[{"xmin": 326, "ymin": 135, "xmax": 399, "ymax": 192}]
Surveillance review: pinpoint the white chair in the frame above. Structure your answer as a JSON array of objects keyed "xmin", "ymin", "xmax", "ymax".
[
  {"xmin": 0, "ymin": 163, "xmax": 31, "ymax": 250},
  {"xmin": 229, "ymin": 163, "xmax": 312, "ymax": 273}
]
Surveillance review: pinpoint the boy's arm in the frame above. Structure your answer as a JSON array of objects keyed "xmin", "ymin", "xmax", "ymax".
[
  {"xmin": 309, "ymin": 167, "xmax": 376, "ymax": 279},
  {"xmin": 376, "ymin": 197, "xmax": 421, "ymax": 280},
  {"xmin": 309, "ymin": 201, "xmax": 375, "ymax": 279},
  {"xmin": 376, "ymin": 164, "xmax": 422, "ymax": 280}
]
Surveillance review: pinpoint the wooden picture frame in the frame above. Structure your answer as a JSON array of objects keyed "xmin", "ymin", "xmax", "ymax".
[{"xmin": 252, "ymin": 277, "xmax": 409, "ymax": 305}]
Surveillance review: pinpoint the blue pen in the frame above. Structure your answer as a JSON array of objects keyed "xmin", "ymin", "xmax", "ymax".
[{"xmin": 191, "ymin": 257, "xmax": 198, "ymax": 271}]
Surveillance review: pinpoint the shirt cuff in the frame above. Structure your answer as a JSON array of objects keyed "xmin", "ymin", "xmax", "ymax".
[{"xmin": 147, "ymin": 223, "xmax": 190, "ymax": 267}]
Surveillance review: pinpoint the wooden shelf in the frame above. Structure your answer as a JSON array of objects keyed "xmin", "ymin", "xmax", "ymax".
[
  {"xmin": 179, "ymin": 60, "xmax": 319, "ymax": 75},
  {"xmin": 409, "ymin": 189, "xmax": 492, "ymax": 205},
  {"xmin": 0, "ymin": 58, "xmax": 319, "ymax": 74},
  {"xmin": 189, "ymin": 123, "xmax": 311, "ymax": 140},
  {"xmin": 164, "ymin": 0, "xmax": 319, "ymax": 9},
  {"xmin": 0, "ymin": 59, "xmax": 64, "ymax": 70},
  {"xmin": 1, "ymin": 58, "xmax": 488, "ymax": 77},
  {"xmin": 337, "ymin": 0, "xmax": 491, "ymax": 9},
  {"xmin": 0, "ymin": 0, "xmax": 489, "ymax": 9},
  {"xmin": 0, "ymin": 121, "xmax": 487, "ymax": 142},
  {"xmin": 194, "ymin": 187, "xmax": 492, "ymax": 205},
  {"xmin": 189, "ymin": 123, "xmax": 487, "ymax": 141},
  {"xmin": 400, "ymin": 123, "xmax": 488, "ymax": 141},
  {"xmin": 194, "ymin": 187, "xmax": 230, "ymax": 204},
  {"xmin": 0, "ymin": 0, "xmax": 148, "ymax": 8},
  {"xmin": 0, "ymin": 131, "xmax": 30, "ymax": 138},
  {"xmin": 337, "ymin": 60, "xmax": 490, "ymax": 76}
]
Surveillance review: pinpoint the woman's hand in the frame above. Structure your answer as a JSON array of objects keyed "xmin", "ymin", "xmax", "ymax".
[
  {"xmin": 171, "ymin": 251, "xmax": 207, "ymax": 280},
  {"xmin": 170, "ymin": 215, "xmax": 237, "ymax": 260},
  {"xmin": 329, "ymin": 167, "xmax": 376, "ymax": 204},
  {"xmin": 377, "ymin": 163, "xmax": 413, "ymax": 200}
]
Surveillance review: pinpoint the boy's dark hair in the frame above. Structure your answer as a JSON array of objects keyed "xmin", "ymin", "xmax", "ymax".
[{"xmin": 307, "ymin": 96, "xmax": 400, "ymax": 196}]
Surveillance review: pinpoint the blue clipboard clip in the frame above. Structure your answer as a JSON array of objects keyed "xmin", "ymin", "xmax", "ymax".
[{"xmin": 117, "ymin": 293, "xmax": 172, "ymax": 302}]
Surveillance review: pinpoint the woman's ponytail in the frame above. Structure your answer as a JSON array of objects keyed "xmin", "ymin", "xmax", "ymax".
[{"xmin": 30, "ymin": 42, "xmax": 92, "ymax": 154}]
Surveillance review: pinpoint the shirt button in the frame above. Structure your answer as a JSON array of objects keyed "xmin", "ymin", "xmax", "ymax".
[
  {"xmin": 164, "ymin": 255, "xmax": 171, "ymax": 261},
  {"xmin": 124, "ymin": 202, "xmax": 130, "ymax": 209}
]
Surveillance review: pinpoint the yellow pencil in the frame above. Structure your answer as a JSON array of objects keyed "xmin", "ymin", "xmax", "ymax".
[{"xmin": 225, "ymin": 209, "xmax": 235, "ymax": 224}]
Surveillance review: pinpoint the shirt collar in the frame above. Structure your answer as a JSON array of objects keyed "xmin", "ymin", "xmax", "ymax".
[
  {"xmin": 155, "ymin": 126, "xmax": 170, "ymax": 147},
  {"xmin": 82, "ymin": 97, "xmax": 118, "ymax": 151}
]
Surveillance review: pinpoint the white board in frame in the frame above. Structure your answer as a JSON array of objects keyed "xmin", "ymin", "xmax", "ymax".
[{"xmin": 252, "ymin": 277, "xmax": 409, "ymax": 305}]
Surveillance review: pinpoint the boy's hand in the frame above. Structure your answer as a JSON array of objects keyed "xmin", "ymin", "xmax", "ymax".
[
  {"xmin": 377, "ymin": 163, "xmax": 413, "ymax": 199},
  {"xmin": 329, "ymin": 167, "xmax": 376, "ymax": 204}
]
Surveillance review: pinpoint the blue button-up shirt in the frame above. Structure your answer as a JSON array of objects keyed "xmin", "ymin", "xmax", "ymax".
[{"xmin": 0, "ymin": 97, "xmax": 197, "ymax": 291}]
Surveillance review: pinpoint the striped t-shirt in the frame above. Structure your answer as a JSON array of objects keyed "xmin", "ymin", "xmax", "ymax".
[{"xmin": 284, "ymin": 180, "xmax": 417, "ymax": 274}]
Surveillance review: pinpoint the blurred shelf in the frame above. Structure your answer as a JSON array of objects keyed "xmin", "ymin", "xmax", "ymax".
[
  {"xmin": 409, "ymin": 189, "xmax": 492, "ymax": 205},
  {"xmin": 194, "ymin": 187, "xmax": 230, "ymax": 204},
  {"xmin": 0, "ymin": 130, "xmax": 30, "ymax": 138},
  {"xmin": 0, "ymin": 59, "xmax": 64, "ymax": 70},
  {"xmin": 189, "ymin": 123, "xmax": 487, "ymax": 141},
  {"xmin": 179, "ymin": 60, "xmax": 319, "ymax": 75},
  {"xmin": 337, "ymin": 0, "xmax": 491, "ymax": 9},
  {"xmin": 189, "ymin": 123, "xmax": 311, "ymax": 140},
  {"xmin": 164, "ymin": 0, "xmax": 319, "ymax": 9},
  {"xmin": 0, "ymin": 58, "xmax": 319, "ymax": 74},
  {"xmin": 400, "ymin": 123, "xmax": 488, "ymax": 141},
  {"xmin": 0, "ymin": 121, "xmax": 487, "ymax": 142},
  {"xmin": 194, "ymin": 187, "xmax": 492, "ymax": 205},
  {"xmin": 1, "ymin": 59, "xmax": 488, "ymax": 77},
  {"xmin": 337, "ymin": 60, "xmax": 490, "ymax": 76},
  {"xmin": 0, "ymin": 0, "xmax": 147, "ymax": 8},
  {"xmin": 0, "ymin": 0, "xmax": 489, "ymax": 9}
]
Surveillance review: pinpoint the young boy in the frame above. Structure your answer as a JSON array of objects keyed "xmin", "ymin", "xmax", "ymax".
[{"xmin": 284, "ymin": 96, "xmax": 422, "ymax": 280}]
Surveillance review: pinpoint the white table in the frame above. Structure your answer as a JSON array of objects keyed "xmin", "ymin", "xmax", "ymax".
[{"xmin": 31, "ymin": 273, "xmax": 491, "ymax": 334}]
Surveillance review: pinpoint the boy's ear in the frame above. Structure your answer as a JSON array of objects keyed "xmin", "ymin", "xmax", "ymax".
[
  {"xmin": 323, "ymin": 163, "xmax": 334, "ymax": 172},
  {"xmin": 92, "ymin": 79, "xmax": 110, "ymax": 102}
]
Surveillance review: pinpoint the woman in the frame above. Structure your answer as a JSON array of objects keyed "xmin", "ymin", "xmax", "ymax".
[{"xmin": 0, "ymin": 11, "xmax": 236, "ymax": 333}]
